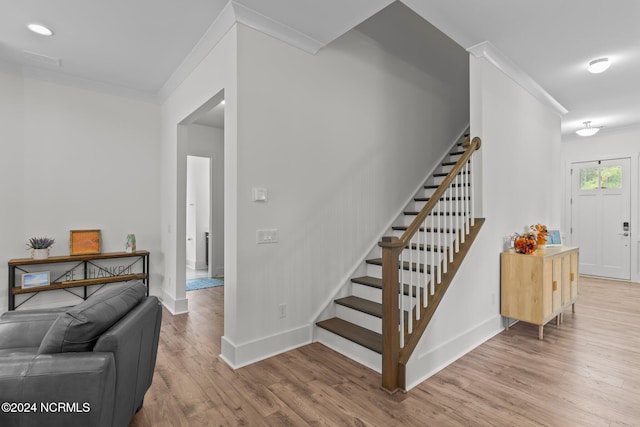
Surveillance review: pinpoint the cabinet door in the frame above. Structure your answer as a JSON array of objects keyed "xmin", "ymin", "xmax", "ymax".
[
  {"xmin": 542, "ymin": 259, "xmax": 553, "ymax": 319},
  {"xmin": 562, "ymin": 254, "xmax": 571, "ymax": 305},
  {"xmin": 570, "ymin": 251, "xmax": 579, "ymax": 301},
  {"xmin": 552, "ymin": 257, "xmax": 562, "ymax": 312}
]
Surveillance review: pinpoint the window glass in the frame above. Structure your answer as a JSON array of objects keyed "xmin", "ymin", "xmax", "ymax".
[
  {"xmin": 600, "ymin": 166, "xmax": 622, "ymax": 189},
  {"xmin": 579, "ymin": 167, "xmax": 599, "ymax": 190}
]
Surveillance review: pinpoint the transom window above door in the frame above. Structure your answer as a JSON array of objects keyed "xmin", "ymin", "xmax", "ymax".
[{"xmin": 579, "ymin": 165, "xmax": 622, "ymax": 190}]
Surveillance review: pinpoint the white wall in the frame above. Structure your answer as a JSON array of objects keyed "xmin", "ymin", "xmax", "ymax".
[
  {"xmin": 159, "ymin": 26, "xmax": 237, "ymax": 321},
  {"xmin": 561, "ymin": 125, "xmax": 640, "ymax": 283},
  {"xmin": 0, "ymin": 71, "xmax": 161, "ymax": 311},
  {"xmin": 230, "ymin": 25, "xmax": 469, "ymax": 366},
  {"xmin": 0, "ymin": 71, "xmax": 25, "ymax": 311},
  {"xmin": 405, "ymin": 53, "xmax": 563, "ymax": 388}
]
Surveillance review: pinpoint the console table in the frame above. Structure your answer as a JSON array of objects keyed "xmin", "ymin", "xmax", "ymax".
[
  {"xmin": 8, "ymin": 251, "xmax": 149, "ymax": 310},
  {"xmin": 501, "ymin": 246, "xmax": 579, "ymax": 339}
]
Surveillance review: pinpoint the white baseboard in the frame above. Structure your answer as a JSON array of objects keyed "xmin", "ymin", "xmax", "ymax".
[
  {"xmin": 404, "ymin": 314, "xmax": 504, "ymax": 390},
  {"xmin": 161, "ymin": 291, "xmax": 189, "ymax": 315},
  {"xmin": 219, "ymin": 324, "xmax": 312, "ymax": 369}
]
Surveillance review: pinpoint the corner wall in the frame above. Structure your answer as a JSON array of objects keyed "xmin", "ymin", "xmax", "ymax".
[
  {"xmin": 405, "ymin": 51, "xmax": 563, "ymax": 388},
  {"xmin": 0, "ymin": 71, "xmax": 162, "ymax": 311},
  {"xmin": 230, "ymin": 24, "xmax": 469, "ymax": 366}
]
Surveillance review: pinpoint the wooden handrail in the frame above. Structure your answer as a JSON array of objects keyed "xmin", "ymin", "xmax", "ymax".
[
  {"xmin": 398, "ymin": 137, "xmax": 480, "ymax": 245},
  {"xmin": 378, "ymin": 136, "xmax": 481, "ymax": 392}
]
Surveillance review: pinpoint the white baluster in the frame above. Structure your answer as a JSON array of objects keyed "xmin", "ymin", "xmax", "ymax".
[{"xmin": 399, "ymin": 251, "xmax": 404, "ymax": 348}]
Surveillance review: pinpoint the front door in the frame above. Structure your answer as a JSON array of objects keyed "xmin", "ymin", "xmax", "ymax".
[{"xmin": 571, "ymin": 158, "xmax": 631, "ymax": 280}]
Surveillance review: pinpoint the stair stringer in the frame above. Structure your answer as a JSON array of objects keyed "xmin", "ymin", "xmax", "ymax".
[{"xmin": 310, "ymin": 125, "xmax": 470, "ymax": 330}]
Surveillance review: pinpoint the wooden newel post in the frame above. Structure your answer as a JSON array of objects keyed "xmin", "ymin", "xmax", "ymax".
[{"xmin": 378, "ymin": 236, "xmax": 405, "ymax": 392}]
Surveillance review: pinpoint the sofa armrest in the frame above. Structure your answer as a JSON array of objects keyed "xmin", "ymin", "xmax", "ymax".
[
  {"xmin": 0, "ymin": 352, "xmax": 115, "ymax": 427},
  {"xmin": 0, "ymin": 311, "xmax": 62, "ymax": 350}
]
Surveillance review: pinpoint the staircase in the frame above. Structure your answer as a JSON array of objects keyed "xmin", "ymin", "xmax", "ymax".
[{"xmin": 316, "ymin": 132, "xmax": 484, "ymax": 391}]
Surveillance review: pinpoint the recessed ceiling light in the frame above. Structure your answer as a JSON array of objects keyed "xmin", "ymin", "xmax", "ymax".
[
  {"xmin": 576, "ymin": 121, "xmax": 600, "ymax": 137},
  {"xmin": 587, "ymin": 58, "xmax": 609, "ymax": 74},
  {"xmin": 27, "ymin": 23, "xmax": 54, "ymax": 36},
  {"xmin": 219, "ymin": 100, "xmax": 225, "ymax": 105}
]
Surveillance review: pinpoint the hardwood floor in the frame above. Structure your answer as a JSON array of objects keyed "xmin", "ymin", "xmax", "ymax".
[{"xmin": 130, "ymin": 276, "xmax": 640, "ymax": 426}]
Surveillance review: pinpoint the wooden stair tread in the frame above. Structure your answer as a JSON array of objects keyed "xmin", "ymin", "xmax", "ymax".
[
  {"xmin": 366, "ymin": 258, "xmax": 431, "ymax": 274},
  {"xmin": 351, "ymin": 275, "xmax": 382, "ymax": 288},
  {"xmin": 335, "ymin": 296, "xmax": 382, "ymax": 318},
  {"xmin": 316, "ymin": 318, "xmax": 382, "ymax": 354},
  {"xmin": 425, "ymin": 183, "xmax": 469, "ymax": 189},
  {"xmin": 433, "ymin": 171, "xmax": 469, "ymax": 177},
  {"xmin": 414, "ymin": 196, "xmax": 470, "ymax": 202},
  {"xmin": 351, "ymin": 276, "xmax": 423, "ymax": 297},
  {"xmin": 403, "ymin": 211, "xmax": 467, "ymax": 216},
  {"xmin": 392, "ymin": 225, "xmax": 455, "ymax": 233}
]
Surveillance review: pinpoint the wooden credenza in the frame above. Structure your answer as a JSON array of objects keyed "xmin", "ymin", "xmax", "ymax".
[{"xmin": 501, "ymin": 246, "xmax": 579, "ymax": 339}]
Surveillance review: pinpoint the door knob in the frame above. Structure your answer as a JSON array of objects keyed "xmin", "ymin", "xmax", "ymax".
[{"xmin": 619, "ymin": 232, "xmax": 629, "ymax": 236}]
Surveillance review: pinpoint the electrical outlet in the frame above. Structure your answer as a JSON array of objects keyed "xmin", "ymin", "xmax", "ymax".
[{"xmin": 278, "ymin": 303, "xmax": 287, "ymax": 318}]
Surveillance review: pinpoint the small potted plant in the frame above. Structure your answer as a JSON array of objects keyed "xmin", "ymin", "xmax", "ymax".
[{"xmin": 27, "ymin": 236, "xmax": 55, "ymax": 260}]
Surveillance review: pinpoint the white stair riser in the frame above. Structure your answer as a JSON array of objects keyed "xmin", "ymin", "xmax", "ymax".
[
  {"xmin": 352, "ymin": 281, "xmax": 419, "ymax": 308},
  {"xmin": 400, "ymin": 215, "xmax": 470, "ymax": 227},
  {"xmin": 411, "ymin": 200, "xmax": 468, "ymax": 212},
  {"xmin": 315, "ymin": 328, "xmax": 382, "ymax": 373},
  {"xmin": 336, "ymin": 305, "xmax": 381, "ymax": 334}
]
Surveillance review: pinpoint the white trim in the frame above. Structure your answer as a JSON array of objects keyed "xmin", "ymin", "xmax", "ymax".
[
  {"xmin": 405, "ymin": 314, "xmax": 503, "ymax": 390},
  {"xmin": 467, "ymin": 41, "xmax": 568, "ymax": 117},
  {"xmin": 219, "ymin": 325, "xmax": 312, "ymax": 369},
  {"xmin": 231, "ymin": 2, "xmax": 324, "ymax": 54},
  {"xmin": 160, "ymin": 291, "xmax": 189, "ymax": 315},
  {"xmin": 157, "ymin": 3, "xmax": 237, "ymax": 101}
]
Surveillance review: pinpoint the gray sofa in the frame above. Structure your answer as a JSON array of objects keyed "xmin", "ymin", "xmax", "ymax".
[{"xmin": 0, "ymin": 280, "xmax": 161, "ymax": 427}]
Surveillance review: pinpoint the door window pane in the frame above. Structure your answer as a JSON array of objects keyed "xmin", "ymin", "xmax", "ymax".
[
  {"xmin": 579, "ymin": 167, "xmax": 599, "ymax": 190},
  {"xmin": 600, "ymin": 166, "xmax": 622, "ymax": 189}
]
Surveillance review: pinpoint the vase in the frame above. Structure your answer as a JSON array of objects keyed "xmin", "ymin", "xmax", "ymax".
[
  {"xmin": 32, "ymin": 248, "xmax": 49, "ymax": 260},
  {"xmin": 126, "ymin": 234, "xmax": 136, "ymax": 253}
]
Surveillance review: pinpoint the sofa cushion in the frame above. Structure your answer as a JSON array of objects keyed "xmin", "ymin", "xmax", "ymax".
[{"xmin": 37, "ymin": 281, "xmax": 146, "ymax": 354}]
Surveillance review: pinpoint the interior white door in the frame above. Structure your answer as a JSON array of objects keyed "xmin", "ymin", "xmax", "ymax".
[{"xmin": 571, "ymin": 158, "xmax": 631, "ymax": 279}]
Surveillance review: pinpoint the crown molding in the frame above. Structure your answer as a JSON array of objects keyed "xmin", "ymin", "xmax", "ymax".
[
  {"xmin": 467, "ymin": 41, "xmax": 568, "ymax": 116},
  {"xmin": 231, "ymin": 2, "xmax": 324, "ymax": 54},
  {"xmin": 157, "ymin": 1, "xmax": 237, "ymax": 101},
  {"xmin": 157, "ymin": 1, "xmax": 326, "ymax": 102},
  {"xmin": 2, "ymin": 61, "xmax": 157, "ymax": 103}
]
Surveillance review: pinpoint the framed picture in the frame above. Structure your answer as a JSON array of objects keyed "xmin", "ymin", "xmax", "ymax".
[
  {"xmin": 22, "ymin": 271, "xmax": 50, "ymax": 288},
  {"xmin": 546, "ymin": 230, "xmax": 563, "ymax": 246},
  {"xmin": 70, "ymin": 229, "xmax": 102, "ymax": 255}
]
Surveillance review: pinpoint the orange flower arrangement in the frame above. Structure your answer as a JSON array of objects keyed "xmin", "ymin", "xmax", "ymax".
[
  {"xmin": 514, "ymin": 232, "xmax": 537, "ymax": 254},
  {"xmin": 531, "ymin": 224, "xmax": 550, "ymax": 246}
]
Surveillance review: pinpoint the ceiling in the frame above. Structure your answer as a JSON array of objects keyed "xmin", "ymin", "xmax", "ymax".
[{"xmin": 2, "ymin": 0, "xmax": 638, "ymax": 136}]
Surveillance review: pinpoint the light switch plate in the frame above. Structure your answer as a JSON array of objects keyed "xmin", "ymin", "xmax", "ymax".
[{"xmin": 252, "ymin": 188, "xmax": 268, "ymax": 202}]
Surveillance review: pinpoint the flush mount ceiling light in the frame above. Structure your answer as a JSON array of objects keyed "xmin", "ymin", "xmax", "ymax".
[
  {"xmin": 587, "ymin": 58, "xmax": 610, "ymax": 74},
  {"xmin": 27, "ymin": 23, "xmax": 54, "ymax": 36},
  {"xmin": 576, "ymin": 121, "xmax": 600, "ymax": 137}
]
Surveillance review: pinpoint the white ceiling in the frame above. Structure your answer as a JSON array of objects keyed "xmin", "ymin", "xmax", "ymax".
[{"xmin": 2, "ymin": 0, "xmax": 639, "ymax": 136}]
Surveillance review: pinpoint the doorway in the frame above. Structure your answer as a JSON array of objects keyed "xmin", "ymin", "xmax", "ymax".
[
  {"xmin": 571, "ymin": 158, "xmax": 631, "ymax": 279},
  {"xmin": 181, "ymin": 91, "xmax": 225, "ymax": 293},
  {"xmin": 186, "ymin": 155, "xmax": 211, "ymax": 279}
]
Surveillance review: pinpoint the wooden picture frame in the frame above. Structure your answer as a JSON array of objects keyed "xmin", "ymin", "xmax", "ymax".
[
  {"xmin": 22, "ymin": 271, "xmax": 50, "ymax": 288},
  {"xmin": 70, "ymin": 229, "xmax": 102, "ymax": 255}
]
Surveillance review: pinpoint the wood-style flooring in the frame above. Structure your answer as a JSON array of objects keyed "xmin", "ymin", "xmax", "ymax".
[{"xmin": 130, "ymin": 276, "xmax": 640, "ymax": 426}]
